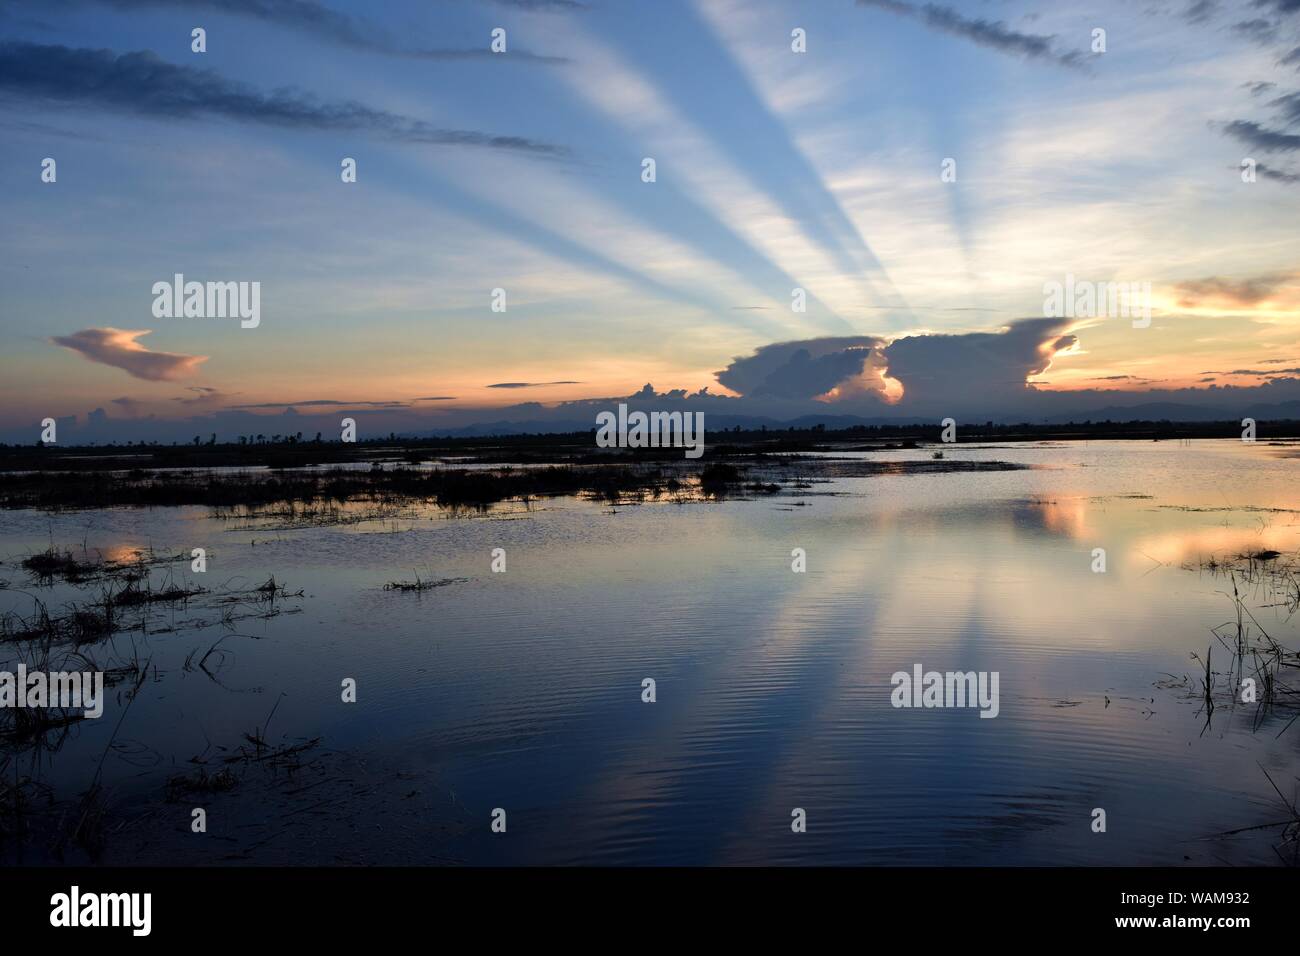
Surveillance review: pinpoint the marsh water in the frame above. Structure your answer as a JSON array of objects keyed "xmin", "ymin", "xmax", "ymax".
[{"xmin": 3, "ymin": 440, "xmax": 1298, "ymax": 866}]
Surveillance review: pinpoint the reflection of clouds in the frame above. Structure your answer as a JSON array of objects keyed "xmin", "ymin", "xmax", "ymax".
[
  {"xmin": 1023, "ymin": 496, "xmax": 1093, "ymax": 542},
  {"xmin": 1131, "ymin": 524, "xmax": 1300, "ymax": 568}
]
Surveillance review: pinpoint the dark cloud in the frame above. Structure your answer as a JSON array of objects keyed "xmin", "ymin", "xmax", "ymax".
[
  {"xmin": 1232, "ymin": 18, "xmax": 1279, "ymax": 44},
  {"xmin": 1243, "ymin": 80, "xmax": 1277, "ymax": 95},
  {"xmin": 1175, "ymin": 271, "xmax": 1298, "ymax": 305},
  {"xmin": 1258, "ymin": 161, "xmax": 1300, "ymax": 182},
  {"xmin": 1184, "ymin": 0, "xmax": 1219, "ymax": 23},
  {"xmin": 19, "ymin": 1, "xmax": 568, "ymax": 62},
  {"xmin": 485, "ymin": 0, "xmax": 588, "ymax": 8},
  {"xmin": 51, "ymin": 328, "xmax": 207, "ymax": 381},
  {"xmin": 173, "ymin": 385, "xmax": 234, "ymax": 406},
  {"xmin": 486, "ymin": 381, "xmax": 581, "ymax": 389},
  {"xmin": 1221, "ymin": 119, "xmax": 1300, "ymax": 151},
  {"xmin": 1279, "ymin": 46, "xmax": 1300, "ymax": 67},
  {"xmin": 1267, "ymin": 90, "xmax": 1300, "ymax": 121},
  {"xmin": 413, "ymin": 396, "xmax": 456, "ymax": 402},
  {"xmin": 856, "ymin": 0, "xmax": 1088, "ymax": 69},
  {"xmin": 0, "ymin": 42, "xmax": 567, "ymax": 155},
  {"xmin": 716, "ymin": 336, "xmax": 885, "ymax": 400},
  {"xmin": 879, "ymin": 317, "xmax": 1076, "ymax": 412},
  {"xmin": 1251, "ymin": 0, "xmax": 1300, "ymax": 16},
  {"xmin": 714, "ymin": 320, "xmax": 1079, "ymax": 412}
]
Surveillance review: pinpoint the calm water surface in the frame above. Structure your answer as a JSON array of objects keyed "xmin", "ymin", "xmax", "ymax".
[{"xmin": 3, "ymin": 440, "xmax": 1298, "ymax": 865}]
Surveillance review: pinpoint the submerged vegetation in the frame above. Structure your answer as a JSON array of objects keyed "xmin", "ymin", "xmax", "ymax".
[{"xmin": 0, "ymin": 454, "xmax": 1029, "ymax": 516}]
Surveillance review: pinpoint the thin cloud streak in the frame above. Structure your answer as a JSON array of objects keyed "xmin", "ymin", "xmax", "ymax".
[
  {"xmin": 856, "ymin": 0, "xmax": 1089, "ymax": 69},
  {"xmin": 0, "ymin": 42, "xmax": 569, "ymax": 155}
]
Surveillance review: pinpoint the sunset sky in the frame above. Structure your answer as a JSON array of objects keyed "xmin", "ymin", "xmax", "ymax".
[{"xmin": 2, "ymin": 0, "xmax": 1299, "ymax": 440}]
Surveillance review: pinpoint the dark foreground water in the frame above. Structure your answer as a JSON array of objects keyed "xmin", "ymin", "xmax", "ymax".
[{"xmin": 2, "ymin": 440, "xmax": 1298, "ymax": 865}]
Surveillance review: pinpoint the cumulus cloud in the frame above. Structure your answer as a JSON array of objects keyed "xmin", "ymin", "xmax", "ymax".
[
  {"xmin": 51, "ymin": 328, "xmax": 207, "ymax": 381},
  {"xmin": 0, "ymin": 42, "xmax": 568, "ymax": 155},
  {"xmin": 715, "ymin": 336, "xmax": 886, "ymax": 400},
  {"xmin": 713, "ymin": 320, "xmax": 1078, "ymax": 411},
  {"xmin": 880, "ymin": 317, "xmax": 1076, "ymax": 412}
]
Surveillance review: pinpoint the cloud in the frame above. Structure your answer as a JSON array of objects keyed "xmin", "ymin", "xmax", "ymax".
[
  {"xmin": 229, "ymin": 399, "xmax": 410, "ymax": 409},
  {"xmin": 714, "ymin": 320, "xmax": 1082, "ymax": 409},
  {"xmin": 486, "ymin": 380, "xmax": 581, "ymax": 389},
  {"xmin": 1279, "ymin": 46, "xmax": 1300, "ymax": 67},
  {"xmin": 1243, "ymin": 80, "xmax": 1277, "ymax": 95},
  {"xmin": 1251, "ymin": 0, "xmax": 1300, "ymax": 16},
  {"xmin": 1175, "ymin": 271, "xmax": 1300, "ymax": 306},
  {"xmin": 485, "ymin": 0, "xmax": 588, "ymax": 8},
  {"xmin": 1267, "ymin": 90, "xmax": 1300, "ymax": 122},
  {"xmin": 1258, "ymin": 161, "xmax": 1300, "ymax": 182},
  {"xmin": 1184, "ymin": 0, "xmax": 1219, "ymax": 24},
  {"xmin": 0, "ymin": 42, "xmax": 568, "ymax": 155},
  {"xmin": 716, "ymin": 336, "xmax": 885, "ymax": 400},
  {"xmin": 413, "ymin": 396, "xmax": 457, "ymax": 402},
  {"xmin": 879, "ymin": 317, "xmax": 1077, "ymax": 412},
  {"xmin": 856, "ymin": 0, "xmax": 1088, "ymax": 69},
  {"xmin": 172, "ymin": 385, "xmax": 235, "ymax": 406},
  {"xmin": 51, "ymin": 328, "xmax": 207, "ymax": 381},
  {"xmin": 1221, "ymin": 118, "xmax": 1300, "ymax": 151},
  {"xmin": 1232, "ymin": 18, "xmax": 1279, "ymax": 45},
  {"xmin": 20, "ymin": 1, "xmax": 568, "ymax": 62},
  {"xmin": 110, "ymin": 395, "xmax": 146, "ymax": 415}
]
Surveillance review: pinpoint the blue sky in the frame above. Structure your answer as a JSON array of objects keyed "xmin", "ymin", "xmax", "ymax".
[{"xmin": 2, "ymin": 0, "xmax": 1299, "ymax": 441}]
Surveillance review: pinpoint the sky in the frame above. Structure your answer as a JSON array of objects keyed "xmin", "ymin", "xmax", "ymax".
[{"xmin": 1, "ymin": 0, "xmax": 1299, "ymax": 442}]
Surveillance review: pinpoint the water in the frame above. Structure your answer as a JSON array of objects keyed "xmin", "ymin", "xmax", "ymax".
[{"xmin": 2, "ymin": 440, "xmax": 1298, "ymax": 865}]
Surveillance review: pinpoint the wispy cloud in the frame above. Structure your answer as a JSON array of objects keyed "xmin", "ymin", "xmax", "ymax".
[
  {"xmin": 1258, "ymin": 162, "xmax": 1300, "ymax": 182},
  {"xmin": 20, "ymin": 0, "xmax": 569, "ymax": 62},
  {"xmin": 486, "ymin": 380, "xmax": 581, "ymax": 389},
  {"xmin": 856, "ymin": 0, "xmax": 1088, "ymax": 69},
  {"xmin": 1221, "ymin": 119, "xmax": 1300, "ymax": 152},
  {"xmin": 1251, "ymin": 0, "xmax": 1300, "ymax": 17},
  {"xmin": 1175, "ymin": 271, "xmax": 1300, "ymax": 306},
  {"xmin": 52, "ymin": 328, "xmax": 207, "ymax": 381},
  {"xmin": 1232, "ymin": 18, "xmax": 1279, "ymax": 45},
  {"xmin": 229, "ymin": 399, "xmax": 410, "ymax": 409},
  {"xmin": 0, "ymin": 42, "xmax": 568, "ymax": 155},
  {"xmin": 173, "ymin": 385, "xmax": 234, "ymax": 406},
  {"xmin": 483, "ymin": 0, "xmax": 588, "ymax": 9},
  {"xmin": 1184, "ymin": 0, "xmax": 1220, "ymax": 25}
]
